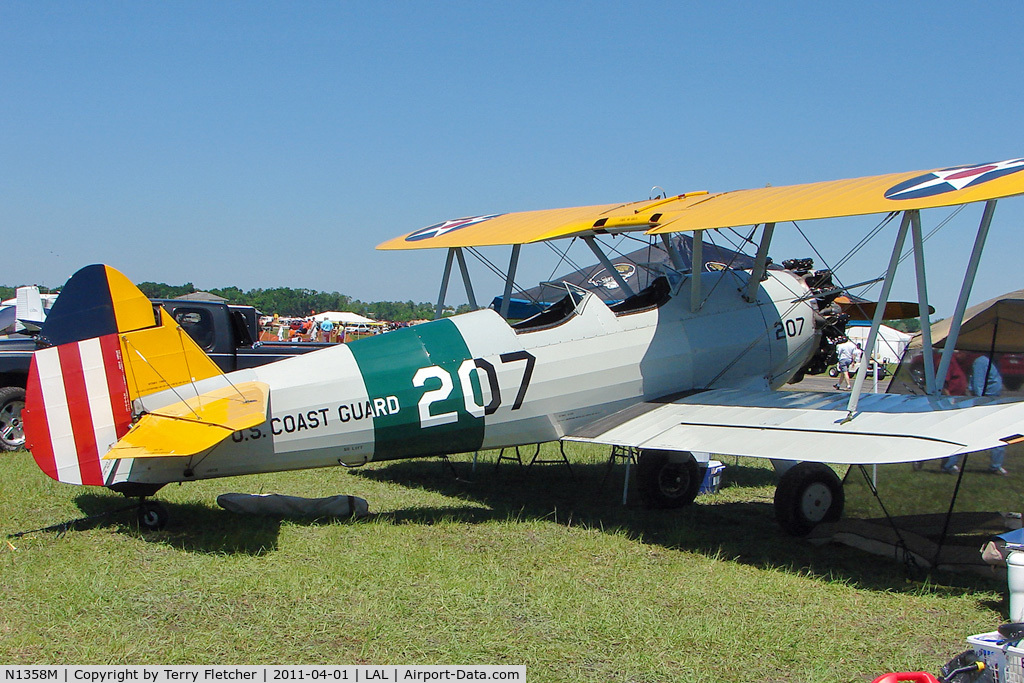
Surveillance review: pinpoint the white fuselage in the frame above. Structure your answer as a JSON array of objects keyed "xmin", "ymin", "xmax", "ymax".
[{"xmin": 112, "ymin": 269, "xmax": 818, "ymax": 486}]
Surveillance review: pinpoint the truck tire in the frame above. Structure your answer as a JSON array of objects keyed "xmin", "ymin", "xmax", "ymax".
[{"xmin": 0, "ymin": 387, "xmax": 27, "ymax": 452}]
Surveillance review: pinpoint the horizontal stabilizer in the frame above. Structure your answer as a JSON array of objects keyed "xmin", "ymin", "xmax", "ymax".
[
  {"xmin": 565, "ymin": 388, "xmax": 1024, "ymax": 464},
  {"xmin": 105, "ymin": 381, "xmax": 269, "ymax": 459}
]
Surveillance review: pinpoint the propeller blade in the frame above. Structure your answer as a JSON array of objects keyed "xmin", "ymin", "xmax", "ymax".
[{"xmin": 835, "ymin": 297, "xmax": 933, "ymax": 321}]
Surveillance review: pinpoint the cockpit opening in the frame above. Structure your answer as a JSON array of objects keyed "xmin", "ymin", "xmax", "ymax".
[
  {"xmin": 511, "ymin": 291, "xmax": 584, "ymax": 333},
  {"xmin": 609, "ymin": 276, "xmax": 672, "ymax": 316}
]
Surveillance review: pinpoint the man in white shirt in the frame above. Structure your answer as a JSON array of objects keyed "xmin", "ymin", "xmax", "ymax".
[{"xmin": 834, "ymin": 337, "xmax": 858, "ymax": 391}]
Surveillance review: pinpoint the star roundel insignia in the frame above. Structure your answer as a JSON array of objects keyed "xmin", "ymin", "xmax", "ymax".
[
  {"xmin": 885, "ymin": 158, "xmax": 1024, "ymax": 201},
  {"xmin": 405, "ymin": 214, "xmax": 505, "ymax": 242}
]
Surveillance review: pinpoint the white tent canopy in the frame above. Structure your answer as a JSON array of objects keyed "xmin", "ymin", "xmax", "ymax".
[
  {"xmin": 845, "ymin": 323, "xmax": 912, "ymax": 364},
  {"xmin": 311, "ymin": 311, "xmax": 376, "ymax": 324}
]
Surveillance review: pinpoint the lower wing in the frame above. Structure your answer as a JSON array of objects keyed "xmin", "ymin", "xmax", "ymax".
[{"xmin": 565, "ymin": 388, "xmax": 1024, "ymax": 464}]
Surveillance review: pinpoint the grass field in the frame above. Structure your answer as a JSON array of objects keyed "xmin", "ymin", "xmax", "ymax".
[{"xmin": 0, "ymin": 444, "xmax": 1010, "ymax": 682}]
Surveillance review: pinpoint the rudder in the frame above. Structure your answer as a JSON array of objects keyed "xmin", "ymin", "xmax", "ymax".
[{"xmin": 25, "ymin": 265, "xmax": 223, "ymax": 486}]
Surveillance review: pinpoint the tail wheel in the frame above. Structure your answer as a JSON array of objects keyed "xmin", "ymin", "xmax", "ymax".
[
  {"xmin": 774, "ymin": 462, "xmax": 844, "ymax": 536},
  {"xmin": 0, "ymin": 387, "xmax": 26, "ymax": 452},
  {"xmin": 138, "ymin": 501, "xmax": 169, "ymax": 531},
  {"xmin": 637, "ymin": 449, "xmax": 703, "ymax": 509}
]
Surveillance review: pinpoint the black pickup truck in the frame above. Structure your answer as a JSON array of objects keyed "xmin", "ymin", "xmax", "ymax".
[{"xmin": 0, "ymin": 299, "xmax": 330, "ymax": 452}]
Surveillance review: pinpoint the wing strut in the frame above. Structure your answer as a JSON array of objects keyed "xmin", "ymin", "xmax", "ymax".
[
  {"xmin": 934, "ymin": 199, "xmax": 997, "ymax": 392},
  {"xmin": 742, "ymin": 223, "xmax": 775, "ymax": 303},
  {"xmin": 433, "ymin": 247, "xmax": 480, "ymax": 320},
  {"xmin": 847, "ymin": 212, "xmax": 911, "ymax": 415},
  {"xmin": 846, "ymin": 200, "xmax": 999, "ymax": 416},
  {"xmin": 455, "ymin": 248, "xmax": 477, "ymax": 310},
  {"xmin": 499, "ymin": 244, "xmax": 522, "ymax": 319},
  {"xmin": 909, "ymin": 210, "xmax": 936, "ymax": 393},
  {"xmin": 433, "ymin": 248, "xmax": 456, "ymax": 320},
  {"xmin": 583, "ymin": 236, "xmax": 636, "ymax": 298},
  {"xmin": 689, "ymin": 230, "xmax": 703, "ymax": 312}
]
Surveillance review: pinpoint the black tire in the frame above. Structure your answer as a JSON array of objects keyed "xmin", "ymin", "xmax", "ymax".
[
  {"xmin": 138, "ymin": 501, "xmax": 169, "ymax": 531},
  {"xmin": 0, "ymin": 386, "xmax": 27, "ymax": 452},
  {"xmin": 637, "ymin": 450, "xmax": 703, "ymax": 509},
  {"xmin": 774, "ymin": 462, "xmax": 844, "ymax": 536},
  {"xmin": 828, "ymin": 367, "xmax": 838, "ymax": 378}
]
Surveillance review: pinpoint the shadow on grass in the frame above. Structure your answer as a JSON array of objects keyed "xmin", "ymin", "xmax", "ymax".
[
  {"xmin": 67, "ymin": 493, "xmax": 283, "ymax": 554},
  {"xmin": 354, "ymin": 458, "xmax": 1003, "ymax": 594},
  {"xmin": 22, "ymin": 490, "xmax": 360, "ymax": 556},
  {"xmin": 37, "ymin": 457, "xmax": 1001, "ymax": 594}
]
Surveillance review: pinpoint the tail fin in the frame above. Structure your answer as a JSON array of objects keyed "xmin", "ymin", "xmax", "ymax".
[
  {"xmin": 14, "ymin": 286, "xmax": 46, "ymax": 333},
  {"xmin": 24, "ymin": 265, "xmax": 224, "ymax": 486}
]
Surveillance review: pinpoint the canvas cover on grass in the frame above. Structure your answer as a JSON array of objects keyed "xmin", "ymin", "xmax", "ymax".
[{"xmin": 217, "ymin": 493, "xmax": 369, "ymax": 519}]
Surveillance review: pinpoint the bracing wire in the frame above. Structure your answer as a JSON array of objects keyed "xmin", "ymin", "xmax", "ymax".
[
  {"xmin": 465, "ymin": 247, "xmax": 537, "ymax": 305},
  {"xmin": 122, "ymin": 337, "xmax": 202, "ymax": 420}
]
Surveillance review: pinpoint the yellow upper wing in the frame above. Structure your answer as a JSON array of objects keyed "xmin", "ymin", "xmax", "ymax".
[{"xmin": 377, "ymin": 159, "xmax": 1024, "ymax": 250}]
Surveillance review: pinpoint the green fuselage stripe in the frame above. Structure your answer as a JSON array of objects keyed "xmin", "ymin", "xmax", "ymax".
[{"xmin": 346, "ymin": 319, "xmax": 484, "ymax": 460}]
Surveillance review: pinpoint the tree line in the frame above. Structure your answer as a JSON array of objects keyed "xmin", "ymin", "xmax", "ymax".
[
  {"xmin": 0, "ymin": 285, "xmax": 59, "ymax": 302},
  {"xmin": 136, "ymin": 282, "xmax": 472, "ymax": 321},
  {"xmin": 2, "ymin": 281, "xmax": 928, "ymax": 329},
  {"xmin": 1, "ymin": 282, "xmax": 469, "ymax": 322}
]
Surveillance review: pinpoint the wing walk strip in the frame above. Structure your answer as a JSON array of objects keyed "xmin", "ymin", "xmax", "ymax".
[{"xmin": 27, "ymin": 335, "xmax": 132, "ymax": 485}]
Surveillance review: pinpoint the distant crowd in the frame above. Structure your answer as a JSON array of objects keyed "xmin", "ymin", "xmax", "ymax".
[{"xmin": 258, "ymin": 315, "xmax": 416, "ymax": 343}]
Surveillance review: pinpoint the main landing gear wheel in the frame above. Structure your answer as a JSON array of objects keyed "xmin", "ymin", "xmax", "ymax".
[
  {"xmin": 773, "ymin": 462, "xmax": 844, "ymax": 536},
  {"xmin": 637, "ymin": 449, "xmax": 703, "ymax": 509},
  {"xmin": 0, "ymin": 386, "xmax": 27, "ymax": 452},
  {"xmin": 137, "ymin": 501, "xmax": 169, "ymax": 531}
]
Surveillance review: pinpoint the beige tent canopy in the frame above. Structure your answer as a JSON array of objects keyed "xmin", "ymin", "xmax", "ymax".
[{"xmin": 912, "ymin": 289, "xmax": 1024, "ymax": 352}]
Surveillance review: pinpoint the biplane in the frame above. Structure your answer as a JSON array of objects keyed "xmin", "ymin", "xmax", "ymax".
[{"xmin": 23, "ymin": 158, "xmax": 1024, "ymax": 534}]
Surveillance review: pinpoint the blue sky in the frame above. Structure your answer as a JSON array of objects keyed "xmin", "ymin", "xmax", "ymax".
[{"xmin": 3, "ymin": 2, "xmax": 1023, "ymax": 315}]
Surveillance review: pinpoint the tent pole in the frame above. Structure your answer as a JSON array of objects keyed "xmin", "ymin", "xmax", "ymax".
[
  {"xmin": 433, "ymin": 248, "xmax": 456, "ymax": 320},
  {"xmin": 498, "ymin": 244, "xmax": 521, "ymax": 319},
  {"xmin": 847, "ymin": 212, "xmax": 910, "ymax": 416},
  {"xmin": 910, "ymin": 210, "xmax": 937, "ymax": 394},
  {"xmin": 935, "ymin": 200, "xmax": 998, "ymax": 392}
]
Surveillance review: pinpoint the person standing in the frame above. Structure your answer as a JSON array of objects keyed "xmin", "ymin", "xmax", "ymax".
[
  {"xmin": 834, "ymin": 336, "xmax": 857, "ymax": 390},
  {"xmin": 972, "ymin": 354, "xmax": 1008, "ymax": 475},
  {"xmin": 943, "ymin": 353, "xmax": 1008, "ymax": 474}
]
